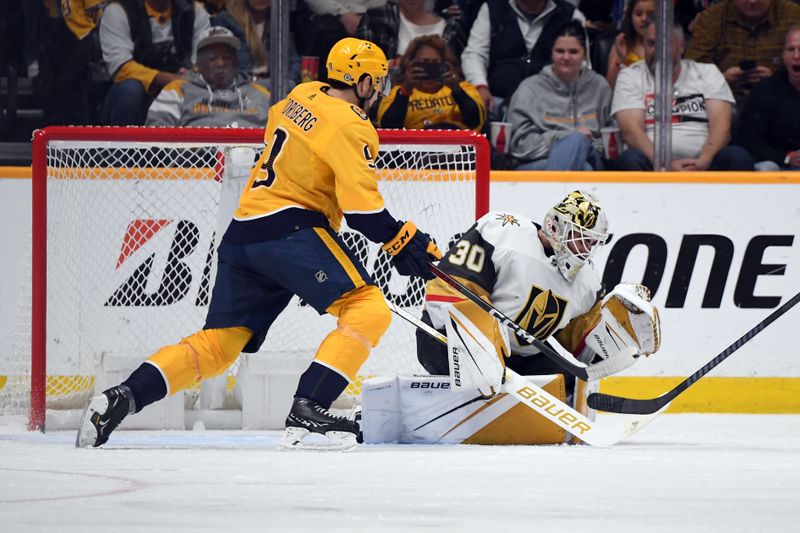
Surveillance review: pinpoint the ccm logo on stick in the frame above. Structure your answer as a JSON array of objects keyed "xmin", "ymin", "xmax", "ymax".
[{"xmin": 516, "ymin": 386, "xmax": 592, "ymax": 435}]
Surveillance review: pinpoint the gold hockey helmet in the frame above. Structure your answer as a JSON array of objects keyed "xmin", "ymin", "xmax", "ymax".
[
  {"xmin": 326, "ymin": 37, "xmax": 390, "ymax": 96},
  {"xmin": 543, "ymin": 190, "xmax": 610, "ymax": 281}
]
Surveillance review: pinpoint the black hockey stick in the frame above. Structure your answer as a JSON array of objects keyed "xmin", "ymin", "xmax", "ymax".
[
  {"xmin": 429, "ymin": 263, "xmax": 591, "ymax": 380},
  {"xmin": 588, "ymin": 290, "xmax": 800, "ymax": 415}
]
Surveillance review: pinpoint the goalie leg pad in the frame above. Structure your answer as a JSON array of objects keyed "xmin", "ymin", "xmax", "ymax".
[{"xmin": 444, "ymin": 302, "xmax": 509, "ymax": 396}]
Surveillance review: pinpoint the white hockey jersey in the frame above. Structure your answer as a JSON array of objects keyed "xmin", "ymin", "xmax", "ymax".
[{"xmin": 424, "ymin": 211, "xmax": 604, "ymax": 357}]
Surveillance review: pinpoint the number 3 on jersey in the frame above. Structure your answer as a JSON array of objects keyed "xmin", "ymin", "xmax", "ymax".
[{"xmin": 253, "ymin": 128, "xmax": 289, "ymax": 189}]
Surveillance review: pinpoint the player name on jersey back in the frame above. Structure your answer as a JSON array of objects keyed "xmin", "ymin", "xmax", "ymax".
[{"xmin": 281, "ymin": 98, "xmax": 318, "ymax": 132}]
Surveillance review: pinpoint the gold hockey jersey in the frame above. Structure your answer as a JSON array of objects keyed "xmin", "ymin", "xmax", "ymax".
[{"xmin": 234, "ymin": 81, "xmax": 386, "ymax": 234}]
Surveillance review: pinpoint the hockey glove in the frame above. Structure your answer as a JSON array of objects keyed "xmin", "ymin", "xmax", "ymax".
[
  {"xmin": 578, "ymin": 283, "xmax": 661, "ymax": 381},
  {"xmin": 382, "ymin": 221, "xmax": 443, "ymax": 280}
]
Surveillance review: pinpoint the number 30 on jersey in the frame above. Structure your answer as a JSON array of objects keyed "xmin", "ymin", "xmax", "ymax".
[{"xmin": 448, "ymin": 241, "xmax": 485, "ymax": 272}]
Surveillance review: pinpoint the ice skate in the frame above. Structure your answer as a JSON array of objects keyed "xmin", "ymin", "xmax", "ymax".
[
  {"xmin": 279, "ymin": 397, "xmax": 360, "ymax": 451},
  {"xmin": 75, "ymin": 385, "xmax": 135, "ymax": 448}
]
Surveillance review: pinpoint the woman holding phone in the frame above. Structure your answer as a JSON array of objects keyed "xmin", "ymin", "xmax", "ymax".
[{"xmin": 376, "ymin": 35, "xmax": 485, "ymax": 131}]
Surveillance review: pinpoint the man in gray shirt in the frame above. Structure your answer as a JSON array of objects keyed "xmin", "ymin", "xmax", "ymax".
[{"xmin": 146, "ymin": 26, "xmax": 272, "ymax": 127}]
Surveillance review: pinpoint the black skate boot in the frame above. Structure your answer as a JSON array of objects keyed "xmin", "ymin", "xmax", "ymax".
[
  {"xmin": 279, "ymin": 397, "xmax": 360, "ymax": 451},
  {"xmin": 75, "ymin": 385, "xmax": 135, "ymax": 448}
]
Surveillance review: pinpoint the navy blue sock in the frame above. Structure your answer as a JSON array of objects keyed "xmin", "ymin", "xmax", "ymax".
[
  {"xmin": 122, "ymin": 363, "xmax": 168, "ymax": 413},
  {"xmin": 294, "ymin": 362, "xmax": 348, "ymax": 409}
]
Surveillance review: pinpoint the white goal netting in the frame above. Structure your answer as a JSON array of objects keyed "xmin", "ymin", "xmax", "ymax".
[{"xmin": 1, "ymin": 126, "xmax": 489, "ymax": 429}]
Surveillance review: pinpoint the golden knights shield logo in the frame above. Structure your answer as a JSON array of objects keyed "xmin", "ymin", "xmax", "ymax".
[{"xmin": 514, "ymin": 285, "xmax": 568, "ymax": 342}]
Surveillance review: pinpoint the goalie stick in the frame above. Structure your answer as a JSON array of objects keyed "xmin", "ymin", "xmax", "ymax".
[
  {"xmin": 428, "ymin": 263, "xmax": 592, "ymax": 380},
  {"xmin": 588, "ymin": 289, "xmax": 800, "ymax": 415},
  {"xmin": 385, "ymin": 299, "xmax": 665, "ymax": 447}
]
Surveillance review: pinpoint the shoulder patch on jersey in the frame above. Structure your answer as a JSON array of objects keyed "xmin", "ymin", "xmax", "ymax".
[
  {"xmin": 350, "ymin": 105, "xmax": 369, "ymax": 120},
  {"xmin": 495, "ymin": 213, "xmax": 520, "ymax": 227},
  {"xmin": 308, "ymin": 93, "xmax": 316, "ymax": 100}
]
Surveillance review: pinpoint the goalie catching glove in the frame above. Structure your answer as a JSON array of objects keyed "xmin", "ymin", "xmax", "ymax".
[
  {"xmin": 443, "ymin": 298, "xmax": 510, "ymax": 397},
  {"xmin": 382, "ymin": 221, "xmax": 442, "ymax": 280},
  {"xmin": 578, "ymin": 283, "xmax": 662, "ymax": 381}
]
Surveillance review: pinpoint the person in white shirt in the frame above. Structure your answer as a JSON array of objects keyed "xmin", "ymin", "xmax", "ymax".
[
  {"xmin": 99, "ymin": 0, "xmax": 211, "ymax": 125},
  {"xmin": 460, "ymin": 0, "xmax": 585, "ymax": 119},
  {"xmin": 611, "ymin": 17, "xmax": 754, "ymax": 171},
  {"xmin": 356, "ymin": 0, "xmax": 466, "ymax": 62}
]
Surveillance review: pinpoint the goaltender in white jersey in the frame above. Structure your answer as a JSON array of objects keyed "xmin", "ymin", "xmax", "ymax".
[{"xmin": 417, "ymin": 190, "xmax": 662, "ymax": 395}]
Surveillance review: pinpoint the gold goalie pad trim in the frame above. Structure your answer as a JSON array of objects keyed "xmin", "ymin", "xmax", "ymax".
[{"xmin": 360, "ymin": 374, "xmax": 595, "ymax": 445}]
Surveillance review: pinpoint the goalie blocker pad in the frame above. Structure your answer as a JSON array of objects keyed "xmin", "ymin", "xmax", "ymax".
[{"xmin": 360, "ymin": 374, "xmax": 598, "ymax": 445}]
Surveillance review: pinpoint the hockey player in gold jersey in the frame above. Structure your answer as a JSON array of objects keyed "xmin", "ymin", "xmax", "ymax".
[{"xmin": 76, "ymin": 37, "xmax": 442, "ymax": 450}]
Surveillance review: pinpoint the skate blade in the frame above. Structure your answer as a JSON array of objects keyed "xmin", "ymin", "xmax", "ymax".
[
  {"xmin": 278, "ymin": 427, "xmax": 358, "ymax": 452},
  {"xmin": 75, "ymin": 394, "xmax": 108, "ymax": 448}
]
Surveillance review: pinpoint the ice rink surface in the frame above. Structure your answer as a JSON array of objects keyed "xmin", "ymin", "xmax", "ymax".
[{"xmin": 2, "ymin": 414, "xmax": 799, "ymax": 533}]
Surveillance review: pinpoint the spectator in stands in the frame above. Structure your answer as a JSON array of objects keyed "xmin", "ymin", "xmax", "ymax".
[
  {"xmin": 686, "ymin": 0, "xmax": 800, "ymax": 102},
  {"xmin": 376, "ymin": 34, "xmax": 485, "ymax": 130},
  {"xmin": 605, "ymin": 0, "xmax": 655, "ymax": 89},
  {"xmin": 433, "ymin": 0, "xmax": 483, "ymax": 41},
  {"xmin": 99, "ymin": 0, "xmax": 212, "ymax": 125},
  {"xmin": 460, "ymin": 0, "xmax": 586, "ymax": 121},
  {"xmin": 37, "ymin": 1, "xmax": 109, "ymax": 126},
  {"xmin": 738, "ymin": 25, "xmax": 800, "ymax": 170},
  {"xmin": 612, "ymin": 18, "xmax": 754, "ymax": 171},
  {"xmin": 296, "ymin": 0, "xmax": 386, "ymax": 80},
  {"xmin": 145, "ymin": 26, "xmax": 271, "ymax": 126},
  {"xmin": 356, "ymin": 0, "xmax": 466, "ymax": 64},
  {"xmin": 507, "ymin": 20, "xmax": 612, "ymax": 170},
  {"xmin": 212, "ymin": 0, "xmax": 300, "ymax": 87},
  {"xmin": 62, "ymin": 0, "xmax": 110, "ymax": 41}
]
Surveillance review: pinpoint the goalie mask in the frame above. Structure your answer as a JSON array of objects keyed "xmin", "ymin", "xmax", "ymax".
[{"xmin": 543, "ymin": 190, "xmax": 609, "ymax": 281}]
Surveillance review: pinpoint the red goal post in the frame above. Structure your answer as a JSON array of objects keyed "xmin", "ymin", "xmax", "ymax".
[{"xmin": 18, "ymin": 126, "xmax": 489, "ymax": 431}]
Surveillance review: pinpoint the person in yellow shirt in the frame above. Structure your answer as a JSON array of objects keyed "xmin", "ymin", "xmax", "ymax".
[
  {"xmin": 377, "ymin": 35, "xmax": 485, "ymax": 131},
  {"xmin": 76, "ymin": 37, "xmax": 442, "ymax": 451},
  {"xmin": 605, "ymin": 0, "xmax": 655, "ymax": 89},
  {"xmin": 61, "ymin": 0, "xmax": 109, "ymax": 40}
]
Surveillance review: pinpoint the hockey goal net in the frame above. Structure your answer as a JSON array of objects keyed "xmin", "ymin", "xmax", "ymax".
[{"xmin": 2, "ymin": 126, "xmax": 489, "ymax": 430}]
